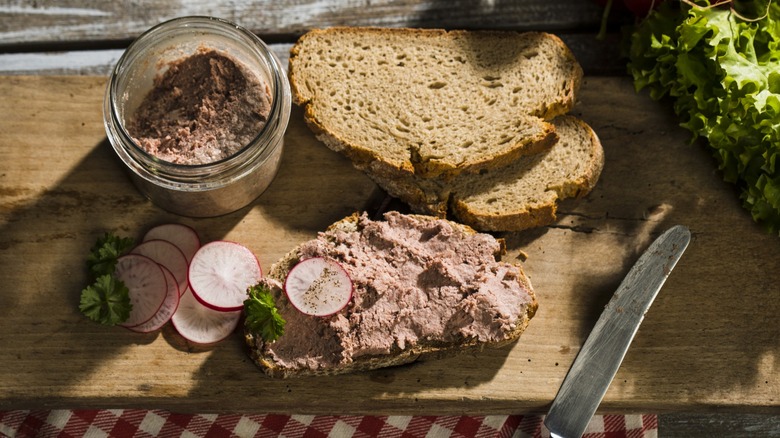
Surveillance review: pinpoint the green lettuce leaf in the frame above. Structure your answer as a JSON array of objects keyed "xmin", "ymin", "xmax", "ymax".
[{"xmin": 628, "ymin": 1, "xmax": 780, "ymax": 235}]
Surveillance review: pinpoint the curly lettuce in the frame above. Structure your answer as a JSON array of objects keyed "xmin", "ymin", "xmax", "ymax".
[{"xmin": 628, "ymin": 1, "xmax": 780, "ymax": 235}]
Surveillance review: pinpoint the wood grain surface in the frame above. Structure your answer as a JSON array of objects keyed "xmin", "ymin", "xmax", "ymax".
[
  {"xmin": 1, "ymin": 1, "xmax": 779, "ymax": 430},
  {"xmin": 0, "ymin": 75, "xmax": 777, "ymax": 414},
  {"xmin": 0, "ymin": 1, "xmax": 604, "ymax": 44},
  {"xmin": 0, "ymin": 35, "xmax": 626, "ymax": 77},
  {"xmin": 0, "ymin": 0, "xmax": 625, "ymax": 76}
]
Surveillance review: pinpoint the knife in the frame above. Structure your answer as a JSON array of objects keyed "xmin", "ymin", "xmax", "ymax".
[{"xmin": 544, "ymin": 225, "xmax": 691, "ymax": 438}]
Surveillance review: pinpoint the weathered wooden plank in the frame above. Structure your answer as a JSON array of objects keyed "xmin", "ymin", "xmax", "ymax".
[
  {"xmin": 658, "ymin": 413, "xmax": 780, "ymax": 436},
  {"xmin": 0, "ymin": 75, "xmax": 778, "ymax": 414},
  {"xmin": 0, "ymin": 0, "xmax": 605, "ymax": 45},
  {"xmin": 0, "ymin": 49, "xmax": 126, "ymax": 77},
  {"xmin": 0, "ymin": 34, "xmax": 625, "ymax": 76},
  {"xmin": 0, "ymin": 45, "xmax": 292, "ymax": 77}
]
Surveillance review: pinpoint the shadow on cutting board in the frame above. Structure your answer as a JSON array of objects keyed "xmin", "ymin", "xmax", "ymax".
[
  {"xmin": 2, "ymin": 72, "xmax": 776, "ymax": 413},
  {"xmin": 182, "ymin": 80, "xmax": 778, "ymax": 413}
]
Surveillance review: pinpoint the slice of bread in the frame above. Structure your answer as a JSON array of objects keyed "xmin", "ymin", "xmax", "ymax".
[
  {"xmin": 244, "ymin": 212, "xmax": 538, "ymax": 378},
  {"xmin": 451, "ymin": 116, "xmax": 604, "ymax": 231},
  {"xmin": 289, "ymin": 27, "xmax": 582, "ymax": 179},
  {"xmin": 367, "ymin": 116, "xmax": 604, "ymax": 231}
]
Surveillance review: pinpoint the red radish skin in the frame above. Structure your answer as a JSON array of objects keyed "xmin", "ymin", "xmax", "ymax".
[
  {"xmin": 284, "ymin": 257, "xmax": 353, "ymax": 317},
  {"xmin": 127, "ymin": 265, "xmax": 180, "ymax": 333},
  {"xmin": 130, "ymin": 239, "xmax": 189, "ymax": 297},
  {"xmin": 143, "ymin": 223, "xmax": 201, "ymax": 263},
  {"xmin": 188, "ymin": 241, "xmax": 262, "ymax": 312},
  {"xmin": 171, "ymin": 287, "xmax": 242, "ymax": 344},
  {"xmin": 115, "ymin": 254, "xmax": 168, "ymax": 328}
]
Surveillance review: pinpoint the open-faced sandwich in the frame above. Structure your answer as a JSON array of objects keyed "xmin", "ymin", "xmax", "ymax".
[{"xmin": 244, "ymin": 212, "xmax": 538, "ymax": 378}]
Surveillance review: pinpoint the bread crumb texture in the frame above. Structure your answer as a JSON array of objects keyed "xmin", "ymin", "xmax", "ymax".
[
  {"xmin": 451, "ymin": 116, "xmax": 605, "ymax": 231},
  {"xmin": 289, "ymin": 28, "xmax": 582, "ymax": 177}
]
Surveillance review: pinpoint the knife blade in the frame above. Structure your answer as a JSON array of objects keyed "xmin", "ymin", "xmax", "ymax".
[{"xmin": 544, "ymin": 225, "xmax": 691, "ymax": 438}]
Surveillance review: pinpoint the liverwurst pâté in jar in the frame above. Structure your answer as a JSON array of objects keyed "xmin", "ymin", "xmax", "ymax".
[{"xmin": 104, "ymin": 16, "xmax": 291, "ymax": 217}]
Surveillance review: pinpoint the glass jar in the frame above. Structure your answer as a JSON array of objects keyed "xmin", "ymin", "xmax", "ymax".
[{"xmin": 103, "ymin": 16, "xmax": 291, "ymax": 217}]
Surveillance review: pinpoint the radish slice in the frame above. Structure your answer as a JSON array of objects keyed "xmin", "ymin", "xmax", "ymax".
[
  {"xmin": 284, "ymin": 257, "xmax": 353, "ymax": 316},
  {"xmin": 115, "ymin": 254, "xmax": 168, "ymax": 327},
  {"xmin": 143, "ymin": 223, "xmax": 201, "ymax": 263},
  {"xmin": 188, "ymin": 241, "xmax": 262, "ymax": 312},
  {"xmin": 130, "ymin": 239, "xmax": 189, "ymax": 296},
  {"xmin": 171, "ymin": 287, "xmax": 241, "ymax": 344},
  {"xmin": 127, "ymin": 266, "xmax": 180, "ymax": 333}
]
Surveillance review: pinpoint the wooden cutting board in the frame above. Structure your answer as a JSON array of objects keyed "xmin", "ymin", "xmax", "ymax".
[{"xmin": 0, "ymin": 75, "xmax": 777, "ymax": 414}]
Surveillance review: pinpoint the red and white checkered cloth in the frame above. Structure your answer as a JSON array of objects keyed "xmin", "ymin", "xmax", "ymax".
[{"xmin": 0, "ymin": 411, "xmax": 656, "ymax": 438}]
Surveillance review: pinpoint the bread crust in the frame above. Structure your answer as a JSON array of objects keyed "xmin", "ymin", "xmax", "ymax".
[
  {"xmin": 288, "ymin": 27, "xmax": 581, "ymax": 180},
  {"xmin": 366, "ymin": 116, "xmax": 604, "ymax": 231},
  {"xmin": 244, "ymin": 213, "xmax": 537, "ymax": 378},
  {"xmin": 287, "ymin": 27, "xmax": 597, "ymax": 231},
  {"xmin": 450, "ymin": 117, "xmax": 604, "ymax": 231}
]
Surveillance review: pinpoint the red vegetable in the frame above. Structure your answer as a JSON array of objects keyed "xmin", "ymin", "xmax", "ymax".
[
  {"xmin": 143, "ymin": 223, "xmax": 201, "ymax": 263},
  {"xmin": 115, "ymin": 254, "xmax": 167, "ymax": 328},
  {"xmin": 130, "ymin": 239, "xmax": 189, "ymax": 297},
  {"xmin": 172, "ymin": 287, "xmax": 242, "ymax": 344},
  {"xmin": 188, "ymin": 241, "xmax": 262, "ymax": 312},
  {"xmin": 284, "ymin": 257, "xmax": 353, "ymax": 317},
  {"xmin": 127, "ymin": 266, "xmax": 180, "ymax": 333}
]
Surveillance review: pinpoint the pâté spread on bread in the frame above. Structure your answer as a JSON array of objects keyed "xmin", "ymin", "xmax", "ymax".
[{"xmin": 245, "ymin": 212, "xmax": 538, "ymax": 378}]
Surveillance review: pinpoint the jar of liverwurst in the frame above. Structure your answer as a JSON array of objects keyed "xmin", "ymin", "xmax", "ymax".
[{"xmin": 103, "ymin": 16, "xmax": 291, "ymax": 217}]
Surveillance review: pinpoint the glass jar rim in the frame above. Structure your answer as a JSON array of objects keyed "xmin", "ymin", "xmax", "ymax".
[{"xmin": 107, "ymin": 15, "xmax": 285, "ymax": 173}]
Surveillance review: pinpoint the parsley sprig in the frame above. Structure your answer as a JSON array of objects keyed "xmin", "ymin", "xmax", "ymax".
[
  {"xmin": 244, "ymin": 283, "xmax": 286, "ymax": 342},
  {"xmin": 87, "ymin": 233, "xmax": 135, "ymax": 277},
  {"xmin": 79, "ymin": 232, "xmax": 134, "ymax": 325},
  {"xmin": 80, "ymin": 274, "xmax": 132, "ymax": 325}
]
